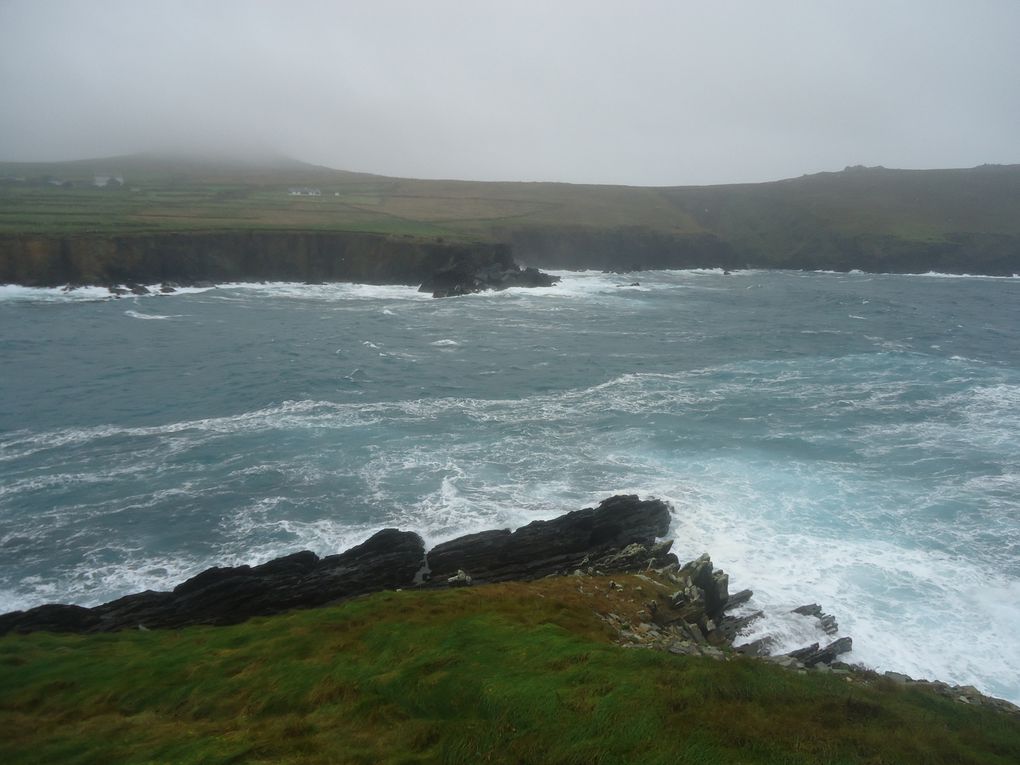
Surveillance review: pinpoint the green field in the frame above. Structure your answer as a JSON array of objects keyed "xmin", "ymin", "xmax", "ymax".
[
  {"xmin": 2, "ymin": 575, "xmax": 1018, "ymax": 765},
  {"xmin": 4, "ymin": 154, "xmax": 1020, "ymax": 275},
  {"xmin": 4, "ymin": 154, "xmax": 1019, "ymax": 242}
]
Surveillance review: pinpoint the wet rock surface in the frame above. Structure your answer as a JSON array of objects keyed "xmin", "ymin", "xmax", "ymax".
[
  {"xmin": 2, "ymin": 492, "xmax": 1016, "ymax": 716},
  {"xmin": 419, "ymin": 258, "xmax": 559, "ymax": 298},
  {"xmin": 0, "ymin": 529, "xmax": 426, "ymax": 633},
  {"xmin": 0, "ymin": 494, "xmax": 668, "ymax": 634},
  {"xmin": 426, "ymin": 495, "xmax": 671, "ymax": 582}
]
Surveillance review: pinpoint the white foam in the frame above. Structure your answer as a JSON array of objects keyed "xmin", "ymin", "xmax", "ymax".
[
  {"xmin": 215, "ymin": 281, "xmax": 431, "ymax": 302},
  {"xmin": 124, "ymin": 309, "xmax": 179, "ymax": 320},
  {"xmin": 3, "ymin": 354, "xmax": 1018, "ymax": 702},
  {"xmin": 429, "ymin": 339, "xmax": 460, "ymax": 347},
  {"xmin": 0, "ymin": 284, "xmax": 112, "ymax": 302},
  {"xmin": 918, "ymin": 271, "xmax": 1019, "ymax": 280}
]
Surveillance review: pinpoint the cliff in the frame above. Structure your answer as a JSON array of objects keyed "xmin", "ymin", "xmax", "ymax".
[
  {"xmin": 3, "ymin": 158, "xmax": 1020, "ymax": 278},
  {"xmin": 0, "ymin": 230, "xmax": 515, "ymax": 287}
]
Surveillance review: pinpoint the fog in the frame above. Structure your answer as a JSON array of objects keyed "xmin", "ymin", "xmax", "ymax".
[{"xmin": 2, "ymin": 0, "xmax": 1018, "ymax": 185}]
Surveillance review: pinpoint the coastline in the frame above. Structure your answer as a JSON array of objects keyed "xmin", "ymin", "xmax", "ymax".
[{"xmin": 2, "ymin": 495, "xmax": 1016, "ymax": 715}]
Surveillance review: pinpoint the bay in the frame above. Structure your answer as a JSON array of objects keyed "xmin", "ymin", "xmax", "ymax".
[{"xmin": 1, "ymin": 269, "xmax": 1018, "ymax": 702}]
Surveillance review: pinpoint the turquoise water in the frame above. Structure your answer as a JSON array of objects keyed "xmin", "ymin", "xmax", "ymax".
[{"xmin": 1, "ymin": 270, "xmax": 1019, "ymax": 701}]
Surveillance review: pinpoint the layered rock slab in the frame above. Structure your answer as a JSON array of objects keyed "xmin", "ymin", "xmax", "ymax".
[
  {"xmin": 0, "ymin": 495, "xmax": 670, "ymax": 634},
  {"xmin": 426, "ymin": 495, "xmax": 671, "ymax": 582}
]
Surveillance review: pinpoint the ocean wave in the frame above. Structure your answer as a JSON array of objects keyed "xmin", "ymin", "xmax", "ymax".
[
  {"xmin": 214, "ymin": 281, "xmax": 432, "ymax": 302},
  {"xmin": 124, "ymin": 309, "xmax": 180, "ymax": 320},
  {"xmin": 0, "ymin": 284, "xmax": 114, "ymax": 303}
]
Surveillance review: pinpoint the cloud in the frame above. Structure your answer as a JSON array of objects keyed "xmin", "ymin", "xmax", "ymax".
[{"xmin": 2, "ymin": 0, "xmax": 1018, "ymax": 184}]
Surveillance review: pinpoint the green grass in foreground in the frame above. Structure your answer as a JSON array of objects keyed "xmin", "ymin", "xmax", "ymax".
[{"xmin": 1, "ymin": 577, "xmax": 1018, "ymax": 764}]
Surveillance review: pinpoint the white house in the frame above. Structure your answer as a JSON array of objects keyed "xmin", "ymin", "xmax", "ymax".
[{"xmin": 94, "ymin": 174, "xmax": 124, "ymax": 187}]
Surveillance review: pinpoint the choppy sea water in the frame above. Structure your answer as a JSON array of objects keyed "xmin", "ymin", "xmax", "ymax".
[{"xmin": 1, "ymin": 269, "xmax": 1018, "ymax": 702}]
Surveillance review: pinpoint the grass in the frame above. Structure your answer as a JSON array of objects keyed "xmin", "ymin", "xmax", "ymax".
[
  {"xmin": 3, "ymin": 154, "xmax": 1018, "ymax": 245},
  {"xmin": 2, "ymin": 575, "xmax": 1018, "ymax": 764}
]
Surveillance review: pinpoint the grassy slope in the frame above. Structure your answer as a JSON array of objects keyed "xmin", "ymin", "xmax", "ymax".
[
  {"xmin": 2, "ymin": 575, "xmax": 1018, "ymax": 765},
  {"xmin": 3, "ymin": 155, "xmax": 1019, "ymax": 247}
]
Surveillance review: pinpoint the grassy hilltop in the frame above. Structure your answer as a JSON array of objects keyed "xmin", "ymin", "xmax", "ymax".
[
  {"xmin": 2, "ymin": 154, "xmax": 1020, "ymax": 274},
  {"xmin": 2, "ymin": 575, "xmax": 1018, "ymax": 765}
]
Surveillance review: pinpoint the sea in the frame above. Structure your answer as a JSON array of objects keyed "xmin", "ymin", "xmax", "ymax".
[{"xmin": 1, "ymin": 269, "xmax": 1018, "ymax": 703}]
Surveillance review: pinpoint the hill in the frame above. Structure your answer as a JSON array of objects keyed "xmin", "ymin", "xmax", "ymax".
[{"xmin": 2, "ymin": 154, "xmax": 1020, "ymax": 276}]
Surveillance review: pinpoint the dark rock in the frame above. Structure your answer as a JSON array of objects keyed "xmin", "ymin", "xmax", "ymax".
[
  {"xmin": 718, "ymin": 610, "xmax": 764, "ymax": 642},
  {"xmin": 0, "ymin": 497, "xmax": 671, "ymax": 635},
  {"xmin": 252, "ymin": 549, "xmax": 320, "ymax": 577},
  {"xmin": 126, "ymin": 283, "xmax": 150, "ymax": 295},
  {"xmin": 786, "ymin": 637, "xmax": 853, "ymax": 667},
  {"xmin": 427, "ymin": 495, "xmax": 671, "ymax": 583},
  {"xmin": 0, "ymin": 603, "xmax": 99, "ymax": 634},
  {"xmin": 792, "ymin": 603, "xmax": 823, "ymax": 618},
  {"xmin": 174, "ymin": 564, "xmax": 255, "ymax": 596},
  {"xmin": 419, "ymin": 257, "xmax": 558, "ymax": 298},
  {"xmin": 724, "ymin": 588, "xmax": 753, "ymax": 610},
  {"xmin": 423, "ymin": 529, "xmax": 511, "ymax": 581},
  {"xmin": 0, "ymin": 531, "xmax": 425, "ymax": 635},
  {"xmin": 90, "ymin": 590, "xmax": 175, "ymax": 630},
  {"xmin": 792, "ymin": 603, "xmax": 839, "ymax": 635}
]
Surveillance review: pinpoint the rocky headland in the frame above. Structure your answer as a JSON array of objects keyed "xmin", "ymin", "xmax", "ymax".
[
  {"xmin": 0, "ymin": 230, "xmax": 558, "ymax": 298},
  {"xmin": 1, "ymin": 494, "xmax": 1014, "ymax": 715}
]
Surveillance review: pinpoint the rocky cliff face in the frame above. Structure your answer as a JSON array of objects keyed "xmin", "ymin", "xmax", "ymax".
[
  {"xmin": 505, "ymin": 225, "xmax": 1020, "ymax": 275},
  {"xmin": 0, "ymin": 231, "xmax": 515, "ymax": 287},
  {"xmin": 507, "ymin": 226, "xmax": 740, "ymax": 271},
  {"xmin": 3, "ymin": 226, "xmax": 1017, "ymax": 285}
]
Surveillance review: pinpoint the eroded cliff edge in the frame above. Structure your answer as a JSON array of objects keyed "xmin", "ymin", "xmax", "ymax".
[{"xmin": 0, "ymin": 231, "xmax": 516, "ymax": 287}]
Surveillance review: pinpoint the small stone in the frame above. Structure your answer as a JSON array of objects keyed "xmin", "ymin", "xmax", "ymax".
[
  {"xmin": 884, "ymin": 671, "xmax": 912, "ymax": 684},
  {"xmin": 447, "ymin": 569, "xmax": 472, "ymax": 586},
  {"xmin": 667, "ymin": 641, "xmax": 698, "ymax": 656}
]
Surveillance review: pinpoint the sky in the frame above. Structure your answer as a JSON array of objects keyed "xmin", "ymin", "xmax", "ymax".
[{"xmin": 1, "ymin": 0, "xmax": 1018, "ymax": 186}]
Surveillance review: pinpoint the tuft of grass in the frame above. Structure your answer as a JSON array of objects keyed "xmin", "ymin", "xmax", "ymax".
[{"xmin": 1, "ymin": 577, "xmax": 1018, "ymax": 764}]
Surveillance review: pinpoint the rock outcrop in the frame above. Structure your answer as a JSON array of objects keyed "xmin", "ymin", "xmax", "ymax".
[
  {"xmin": 0, "ymin": 529, "xmax": 426, "ymax": 634},
  {"xmin": 426, "ymin": 495, "xmax": 670, "ymax": 581},
  {"xmin": 418, "ymin": 258, "xmax": 559, "ymax": 298},
  {"xmin": 0, "ymin": 494, "xmax": 670, "ymax": 635}
]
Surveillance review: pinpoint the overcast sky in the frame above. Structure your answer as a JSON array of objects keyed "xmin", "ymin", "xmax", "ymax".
[{"xmin": 2, "ymin": 0, "xmax": 1018, "ymax": 185}]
